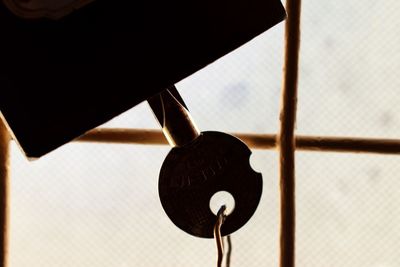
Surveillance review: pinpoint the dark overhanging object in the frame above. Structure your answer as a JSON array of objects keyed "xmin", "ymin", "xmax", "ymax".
[{"xmin": 0, "ymin": 0, "xmax": 286, "ymax": 158}]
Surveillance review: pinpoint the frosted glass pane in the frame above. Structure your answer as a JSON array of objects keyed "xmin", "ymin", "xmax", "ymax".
[
  {"xmin": 297, "ymin": 153, "xmax": 400, "ymax": 267},
  {"xmin": 297, "ymin": 0, "xmax": 400, "ymax": 138},
  {"xmin": 10, "ymin": 144, "xmax": 279, "ymax": 267}
]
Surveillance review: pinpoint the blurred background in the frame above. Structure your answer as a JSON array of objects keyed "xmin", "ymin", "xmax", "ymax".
[{"xmin": 9, "ymin": 0, "xmax": 400, "ymax": 266}]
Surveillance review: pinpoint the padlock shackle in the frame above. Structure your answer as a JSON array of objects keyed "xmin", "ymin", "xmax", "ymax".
[{"xmin": 147, "ymin": 86, "xmax": 200, "ymax": 147}]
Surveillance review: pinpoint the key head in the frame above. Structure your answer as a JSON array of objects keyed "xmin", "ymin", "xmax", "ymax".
[{"xmin": 159, "ymin": 131, "xmax": 262, "ymax": 238}]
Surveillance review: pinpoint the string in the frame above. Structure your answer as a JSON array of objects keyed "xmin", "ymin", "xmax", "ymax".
[
  {"xmin": 225, "ymin": 235, "xmax": 232, "ymax": 267},
  {"xmin": 214, "ymin": 205, "xmax": 232, "ymax": 267}
]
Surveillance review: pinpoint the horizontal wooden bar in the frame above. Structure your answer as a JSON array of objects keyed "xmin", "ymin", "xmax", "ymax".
[{"xmin": 77, "ymin": 128, "xmax": 400, "ymax": 155}]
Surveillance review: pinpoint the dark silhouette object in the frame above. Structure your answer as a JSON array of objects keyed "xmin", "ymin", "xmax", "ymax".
[{"xmin": 0, "ymin": 0, "xmax": 285, "ymax": 158}]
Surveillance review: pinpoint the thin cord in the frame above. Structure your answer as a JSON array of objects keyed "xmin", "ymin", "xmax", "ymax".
[
  {"xmin": 214, "ymin": 206, "xmax": 226, "ymax": 267},
  {"xmin": 225, "ymin": 235, "xmax": 232, "ymax": 267}
]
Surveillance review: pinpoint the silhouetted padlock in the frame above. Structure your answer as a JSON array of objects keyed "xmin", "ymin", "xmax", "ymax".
[{"xmin": 0, "ymin": 0, "xmax": 285, "ymax": 158}]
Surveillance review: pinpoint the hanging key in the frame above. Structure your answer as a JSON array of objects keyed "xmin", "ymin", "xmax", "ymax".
[{"xmin": 148, "ymin": 86, "xmax": 262, "ymax": 238}]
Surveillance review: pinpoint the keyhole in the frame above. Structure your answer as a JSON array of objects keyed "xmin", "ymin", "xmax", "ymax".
[{"xmin": 209, "ymin": 191, "xmax": 235, "ymax": 216}]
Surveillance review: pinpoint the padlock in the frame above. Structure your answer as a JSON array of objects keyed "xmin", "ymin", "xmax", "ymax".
[{"xmin": 0, "ymin": 0, "xmax": 285, "ymax": 158}]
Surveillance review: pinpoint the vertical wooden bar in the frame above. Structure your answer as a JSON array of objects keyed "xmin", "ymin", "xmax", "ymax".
[
  {"xmin": 278, "ymin": 0, "xmax": 301, "ymax": 266},
  {"xmin": 0, "ymin": 120, "xmax": 10, "ymax": 267}
]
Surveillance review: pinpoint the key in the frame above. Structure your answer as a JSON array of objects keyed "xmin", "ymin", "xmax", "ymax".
[{"xmin": 148, "ymin": 86, "xmax": 262, "ymax": 238}]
